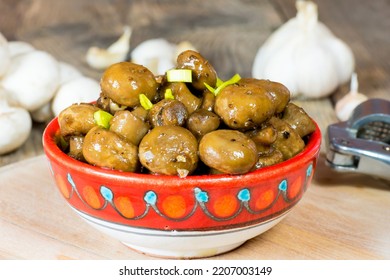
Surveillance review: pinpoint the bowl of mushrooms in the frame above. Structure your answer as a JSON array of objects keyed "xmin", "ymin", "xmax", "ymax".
[{"xmin": 43, "ymin": 50, "xmax": 321, "ymax": 259}]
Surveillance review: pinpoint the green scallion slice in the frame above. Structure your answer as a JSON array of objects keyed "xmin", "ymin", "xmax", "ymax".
[
  {"xmin": 94, "ymin": 110, "xmax": 113, "ymax": 129},
  {"xmin": 166, "ymin": 69, "xmax": 192, "ymax": 83},
  {"xmin": 164, "ymin": 88, "xmax": 175, "ymax": 100},
  {"xmin": 203, "ymin": 82, "xmax": 215, "ymax": 93},
  {"xmin": 216, "ymin": 77, "xmax": 224, "ymax": 87},
  {"xmin": 139, "ymin": 93, "xmax": 153, "ymax": 110},
  {"xmin": 213, "ymin": 73, "xmax": 241, "ymax": 96}
]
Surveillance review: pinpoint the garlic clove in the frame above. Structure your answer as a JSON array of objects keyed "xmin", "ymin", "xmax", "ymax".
[
  {"xmin": 0, "ymin": 50, "xmax": 60, "ymax": 111},
  {"xmin": 86, "ymin": 26, "xmax": 132, "ymax": 70},
  {"xmin": 0, "ymin": 32, "xmax": 11, "ymax": 77},
  {"xmin": 0, "ymin": 90, "xmax": 32, "ymax": 155},
  {"xmin": 335, "ymin": 73, "xmax": 368, "ymax": 121},
  {"xmin": 131, "ymin": 38, "xmax": 176, "ymax": 75},
  {"xmin": 51, "ymin": 76, "xmax": 100, "ymax": 116}
]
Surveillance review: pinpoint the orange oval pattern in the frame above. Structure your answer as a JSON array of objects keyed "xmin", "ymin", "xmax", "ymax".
[
  {"xmin": 255, "ymin": 189, "xmax": 275, "ymax": 210},
  {"xmin": 213, "ymin": 194, "xmax": 238, "ymax": 218},
  {"xmin": 55, "ymin": 174, "xmax": 70, "ymax": 199},
  {"xmin": 288, "ymin": 176, "xmax": 302, "ymax": 199},
  {"xmin": 82, "ymin": 186, "xmax": 101, "ymax": 209},
  {"xmin": 115, "ymin": 196, "xmax": 135, "ymax": 218},
  {"xmin": 162, "ymin": 195, "xmax": 187, "ymax": 219}
]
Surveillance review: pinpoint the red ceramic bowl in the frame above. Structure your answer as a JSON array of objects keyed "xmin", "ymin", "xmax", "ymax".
[{"xmin": 43, "ymin": 117, "xmax": 321, "ymax": 258}]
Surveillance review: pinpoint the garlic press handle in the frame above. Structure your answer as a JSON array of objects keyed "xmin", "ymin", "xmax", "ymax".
[
  {"xmin": 326, "ymin": 124, "xmax": 390, "ymax": 180},
  {"xmin": 326, "ymin": 99, "xmax": 390, "ymax": 181}
]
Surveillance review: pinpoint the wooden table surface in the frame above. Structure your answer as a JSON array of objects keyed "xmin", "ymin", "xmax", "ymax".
[{"xmin": 0, "ymin": 0, "xmax": 389, "ymax": 260}]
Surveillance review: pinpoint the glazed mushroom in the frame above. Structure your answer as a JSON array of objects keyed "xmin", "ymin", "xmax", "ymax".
[
  {"xmin": 186, "ymin": 109, "xmax": 220, "ymax": 139},
  {"xmin": 148, "ymin": 99, "xmax": 188, "ymax": 127},
  {"xmin": 163, "ymin": 82, "xmax": 202, "ymax": 114},
  {"xmin": 176, "ymin": 50, "xmax": 217, "ymax": 91},
  {"xmin": 139, "ymin": 126, "xmax": 198, "ymax": 177},
  {"xmin": 100, "ymin": 61, "xmax": 158, "ymax": 107},
  {"xmin": 109, "ymin": 109, "xmax": 150, "ymax": 146},
  {"xmin": 214, "ymin": 82, "xmax": 275, "ymax": 130},
  {"xmin": 83, "ymin": 126, "xmax": 138, "ymax": 172},
  {"xmin": 58, "ymin": 103, "xmax": 99, "ymax": 137},
  {"xmin": 281, "ymin": 102, "xmax": 316, "ymax": 138},
  {"xmin": 268, "ymin": 117, "xmax": 305, "ymax": 160},
  {"xmin": 199, "ymin": 129, "xmax": 258, "ymax": 174},
  {"xmin": 239, "ymin": 78, "xmax": 290, "ymax": 113}
]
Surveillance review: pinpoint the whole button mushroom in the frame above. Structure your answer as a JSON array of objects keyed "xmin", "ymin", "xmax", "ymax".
[
  {"xmin": 0, "ymin": 32, "xmax": 10, "ymax": 77},
  {"xmin": 58, "ymin": 104, "xmax": 99, "ymax": 137},
  {"xmin": 214, "ymin": 83, "xmax": 275, "ymax": 130},
  {"xmin": 139, "ymin": 126, "xmax": 198, "ymax": 177},
  {"xmin": 109, "ymin": 109, "xmax": 150, "ymax": 146},
  {"xmin": 186, "ymin": 109, "xmax": 220, "ymax": 139},
  {"xmin": 239, "ymin": 78, "xmax": 290, "ymax": 113},
  {"xmin": 0, "ymin": 91, "xmax": 32, "ymax": 155},
  {"xmin": 82, "ymin": 126, "xmax": 138, "ymax": 172},
  {"xmin": 268, "ymin": 117, "xmax": 305, "ymax": 160},
  {"xmin": 1, "ymin": 50, "xmax": 60, "ymax": 111},
  {"xmin": 148, "ymin": 99, "xmax": 188, "ymax": 127},
  {"xmin": 199, "ymin": 130, "xmax": 258, "ymax": 174},
  {"xmin": 100, "ymin": 61, "xmax": 158, "ymax": 107},
  {"xmin": 177, "ymin": 50, "xmax": 217, "ymax": 91},
  {"xmin": 51, "ymin": 76, "xmax": 100, "ymax": 117}
]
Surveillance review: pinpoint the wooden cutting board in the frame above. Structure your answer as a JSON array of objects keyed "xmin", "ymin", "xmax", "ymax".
[{"xmin": 0, "ymin": 154, "xmax": 389, "ymax": 260}]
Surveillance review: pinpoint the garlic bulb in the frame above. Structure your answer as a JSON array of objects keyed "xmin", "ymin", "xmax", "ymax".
[
  {"xmin": 335, "ymin": 73, "xmax": 368, "ymax": 121},
  {"xmin": 252, "ymin": 0, "xmax": 355, "ymax": 99},
  {"xmin": 86, "ymin": 26, "xmax": 132, "ymax": 70}
]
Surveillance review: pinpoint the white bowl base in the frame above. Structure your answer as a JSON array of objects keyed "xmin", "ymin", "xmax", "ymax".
[{"xmin": 73, "ymin": 208, "xmax": 288, "ymax": 259}]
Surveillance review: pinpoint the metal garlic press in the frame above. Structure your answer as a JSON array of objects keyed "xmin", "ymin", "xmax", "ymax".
[{"xmin": 326, "ymin": 98, "xmax": 390, "ymax": 181}]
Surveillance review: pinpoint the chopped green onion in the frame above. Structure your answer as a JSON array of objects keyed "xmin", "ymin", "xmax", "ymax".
[
  {"xmin": 203, "ymin": 82, "xmax": 215, "ymax": 93},
  {"xmin": 167, "ymin": 69, "xmax": 192, "ymax": 83},
  {"xmin": 164, "ymin": 88, "xmax": 175, "ymax": 100},
  {"xmin": 213, "ymin": 73, "xmax": 241, "ymax": 96},
  {"xmin": 139, "ymin": 93, "xmax": 153, "ymax": 110},
  {"xmin": 216, "ymin": 77, "xmax": 224, "ymax": 87},
  {"xmin": 94, "ymin": 110, "xmax": 113, "ymax": 129}
]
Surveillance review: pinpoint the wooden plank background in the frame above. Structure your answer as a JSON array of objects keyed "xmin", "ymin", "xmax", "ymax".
[{"xmin": 0, "ymin": 0, "xmax": 389, "ymax": 166}]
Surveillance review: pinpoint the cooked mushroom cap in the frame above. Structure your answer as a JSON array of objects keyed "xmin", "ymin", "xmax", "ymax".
[
  {"xmin": 139, "ymin": 126, "xmax": 198, "ymax": 176},
  {"xmin": 100, "ymin": 62, "xmax": 158, "ymax": 107},
  {"xmin": 199, "ymin": 129, "xmax": 258, "ymax": 174},
  {"xmin": 83, "ymin": 126, "xmax": 138, "ymax": 172}
]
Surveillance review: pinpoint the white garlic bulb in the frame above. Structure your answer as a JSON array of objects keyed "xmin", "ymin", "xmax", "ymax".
[
  {"xmin": 335, "ymin": 73, "xmax": 368, "ymax": 121},
  {"xmin": 252, "ymin": 0, "xmax": 355, "ymax": 99}
]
